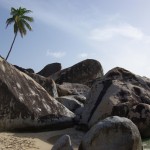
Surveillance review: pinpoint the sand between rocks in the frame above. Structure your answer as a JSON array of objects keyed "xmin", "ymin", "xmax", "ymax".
[{"xmin": 0, "ymin": 128, "xmax": 85, "ymax": 150}]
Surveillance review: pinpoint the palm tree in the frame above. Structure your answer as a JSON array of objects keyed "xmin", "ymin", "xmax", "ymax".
[{"xmin": 6, "ymin": 7, "xmax": 34, "ymax": 60}]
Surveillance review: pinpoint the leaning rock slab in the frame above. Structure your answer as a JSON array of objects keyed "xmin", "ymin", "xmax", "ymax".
[
  {"xmin": 79, "ymin": 116, "xmax": 142, "ymax": 150},
  {"xmin": 51, "ymin": 134, "xmax": 73, "ymax": 150},
  {"xmin": 0, "ymin": 57, "xmax": 74, "ymax": 131}
]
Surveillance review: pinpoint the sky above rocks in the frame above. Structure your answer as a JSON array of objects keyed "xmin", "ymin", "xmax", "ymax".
[{"xmin": 0, "ymin": 0, "xmax": 150, "ymax": 77}]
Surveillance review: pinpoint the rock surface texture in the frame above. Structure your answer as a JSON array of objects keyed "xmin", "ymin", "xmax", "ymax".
[
  {"xmin": 0, "ymin": 57, "xmax": 74, "ymax": 131},
  {"xmin": 80, "ymin": 67, "xmax": 150, "ymax": 137},
  {"xmin": 37, "ymin": 63, "xmax": 61, "ymax": 77},
  {"xmin": 50, "ymin": 59, "xmax": 103, "ymax": 86},
  {"xmin": 14, "ymin": 65, "xmax": 58, "ymax": 98},
  {"xmin": 79, "ymin": 116, "xmax": 142, "ymax": 150},
  {"xmin": 128, "ymin": 103, "xmax": 150, "ymax": 138},
  {"xmin": 56, "ymin": 96, "xmax": 84, "ymax": 112},
  {"xmin": 27, "ymin": 73, "xmax": 58, "ymax": 98},
  {"xmin": 51, "ymin": 134, "xmax": 73, "ymax": 150},
  {"xmin": 57, "ymin": 82, "xmax": 90, "ymax": 97}
]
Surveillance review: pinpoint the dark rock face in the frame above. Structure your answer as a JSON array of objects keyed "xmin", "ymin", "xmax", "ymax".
[
  {"xmin": 80, "ymin": 67, "xmax": 150, "ymax": 137},
  {"xmin": 14, "ymin": 65, "xmax": 34, "ymax": 73},
  {"xmin": 79, "ymin": 116, "xmax": 142, "ymax": 150},
  {"xmin": 0, "ymin": 57, "xmax": 74, "ymax": 131},
  {"xmin": 50, "ymin": 59, "xmax": 103, "ymax": 86},
  {"xmin": 37, "ymin": 63, "xmax": 61, "ymax": 77},
  {"xmin": 128, "ymin": 103, "xmax": 150, "ymax": 138}
]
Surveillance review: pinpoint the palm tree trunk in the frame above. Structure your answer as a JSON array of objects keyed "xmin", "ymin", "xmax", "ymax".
[{"xmin": 5, "ymin": 32, "xmax": 17, "ymax": 61}]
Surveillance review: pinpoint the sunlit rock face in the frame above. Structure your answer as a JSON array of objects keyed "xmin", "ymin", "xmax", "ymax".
[
  {"xmin": 50, "ymin": 59, "xmax": 104, "ymax": 86},
  {"xmin": 80, "ymin": 67, "xmax": 150, "ymax": 138},
  {"xmin": 0, "ymin": 57, "xmax": 75, "ymax": 131}
]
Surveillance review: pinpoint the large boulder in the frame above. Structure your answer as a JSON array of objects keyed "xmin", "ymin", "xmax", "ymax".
[
  {"xmin": 37, "ymin": 63, "xmax": 61, "ymax": 77},
  {"xmin": 80, "ymin": 67, "xmax": 150, "ymax": 137},
  {"xmin": 79, "ymin": 116, "xmax": 142, "ymax": 150},
  {"xmin": 50, "ymin": 59, "xmax": 103, "ymax": 86},
  {"xmin": 0, "ymin": 57, "xmax": 75, "ymax": 131}
]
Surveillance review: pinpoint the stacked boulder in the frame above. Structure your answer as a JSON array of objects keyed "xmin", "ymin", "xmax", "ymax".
[
  {"xmin": 0, "ymin": 58, "xmax": 103, "ymax": 131},
  {"xmin": 80, "ymin": 67, "xmax": 150, "ymax": 138},
  {"xmin": 1, "ymin": 55, "xmax": 149, "ymax": 149}
]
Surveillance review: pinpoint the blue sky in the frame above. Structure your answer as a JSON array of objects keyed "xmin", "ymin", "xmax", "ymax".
[{"xmin": 0, "ymin": 0, "xmax": 150, "ymax": 77}]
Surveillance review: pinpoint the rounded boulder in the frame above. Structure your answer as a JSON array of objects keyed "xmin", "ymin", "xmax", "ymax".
[{"xmin": 79, "ymin": 116, "xmax": 142, "ymax": 150}]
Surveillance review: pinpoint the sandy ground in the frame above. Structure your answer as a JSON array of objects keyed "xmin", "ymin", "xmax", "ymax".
[{"xmin": 0, "ymin": 128, "xmax": 85, "ymax": 150}]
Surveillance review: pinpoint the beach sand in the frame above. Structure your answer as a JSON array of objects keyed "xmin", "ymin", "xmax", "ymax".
[{"xmin": 0, "ymin": 128, "xmax": 85, "ymax": 150}]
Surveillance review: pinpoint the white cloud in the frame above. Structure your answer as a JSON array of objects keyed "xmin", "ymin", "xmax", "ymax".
[
  {"xmin": 90, "ymin": 35, "xmax": 150, "ymax": 77},
  {"xmin": 46, "ymin": 50, "xmax": 66, "ymax": 58},
  {"xmin": 89, "ymin": 24, "xmax": 146, "ymax": 41},
  {"xmin": 78, "ymin": 53, "xmax": 88, "ymax": 59}
]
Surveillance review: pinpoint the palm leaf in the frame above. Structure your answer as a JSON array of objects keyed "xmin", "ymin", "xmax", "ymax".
[
  {"xmin": 18, "ymin": 21, "xmax": 27, "ymax": 37},
  {"xmin": 22, "ymin": 8, "xmax": 32, "ymax": 14},
  {"xmin": 10, "ymin": 7, "xmax": 17, "ymax": 15},
  {"xmin": 21, "ymin": 16, "xmax": 34, "ymax": 22},
  {"xmin": 6, "ymin": 17, "xmax": 14, "ymax": 28},
  {"xmin": 22, "ymin": 20, "xmax": 32, "ymax": 31}
]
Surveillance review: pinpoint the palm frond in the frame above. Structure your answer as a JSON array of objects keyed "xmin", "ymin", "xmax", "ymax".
[
  {"xmin": 22, "ymin": 8, "xmax": 32, "ymax": 14},
  {"xmin": 6, "ymin": 17, "xmax": 14, "ymax": 28},
  {"xmin": 10, "ymin": 7, "xmax": 17, "ymax": 16},
  {"xmin": 21, "ymin": 16, "xmax": 34, "ymax": 22},
  {"xmin": 18, "ymin": 21, "xmax": 26, "ymax": 37},
  {"xmin": 24, "ymin": 9, "xmax": 32, "ymax": 14},
  {"xmin": 22, "ymin": 20, "xmax": 32, "ymax": 31}
]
